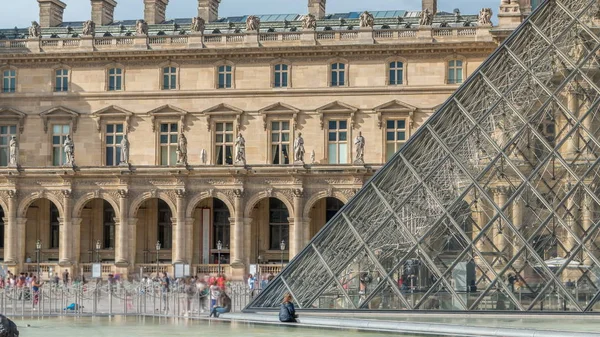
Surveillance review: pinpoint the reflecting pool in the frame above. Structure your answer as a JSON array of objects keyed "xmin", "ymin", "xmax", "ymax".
[{"xmin": 12, "ymin": 316, "xmax": 430, "ymax": 336}]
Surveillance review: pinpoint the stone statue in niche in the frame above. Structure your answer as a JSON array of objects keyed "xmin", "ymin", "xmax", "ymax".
[
  {"xmin": 64, "ymin": 135, "xmax": 74, "ymax": 166},
  {"xmin": 82, "ymin": 20, "xmax": 96, "ymax": 36},
  {"xmin": 359, "ymin": 11, "xmax": 375, "ymax": 29},
  {"xmin": 8, "ymin": 136, "xmax": 17, "ymax": 167},
  {"xmin": 177, "ymin": 133, "xmax": 188, "ymax": 165},
  {"xmin": 235, "ymin": 133, "xmax": 246, "ymax": 165},
  {"xmin": 136, "ymin": 19, "xmax": 149, "ymax": 35},
  {"xmin": 191, "ymin": 17, "xmax": 205, "ymax": 33},
  {"xmin": 29, "ymin": 21, "xmax": 41, "ymax": 38},
  {"xmin": 120, "ymin": 134, "xmax": 129, "ymax": 165},
  {"xmin": 294, "ymin": 132, "xmax": 305, "ymax": 164},
  {"xmin": 354, "ymin": 131, "xmax": 365, "ymax": 164},
  {"xmin": 302, "ymin": 13, "xmax": 317, "ymax": 30},
  {"xmin": 246, "ymin": 15, "xmax": 260, "ymax": 31},
  {"xmin": 419, "ymin": 8, "xmax": 434, "ymax": 26}
]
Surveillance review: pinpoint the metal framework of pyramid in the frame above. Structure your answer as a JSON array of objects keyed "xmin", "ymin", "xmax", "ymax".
[{"xmin": 248, "ymin": 0, "xmax": 600, "ymax": 312}]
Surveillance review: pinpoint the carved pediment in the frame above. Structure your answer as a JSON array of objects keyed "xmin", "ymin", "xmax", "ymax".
[
  {"xmin": 258, "ymin": 102, "xmax": 300, "ymax": 130},
  {"xmin": 374, "ymin": 100, "xmax": 417, "ymax": 129},
  {"xmin": 92, "ymin": 105, "xmax": 133, "ymax": 132},
  {"xmin": 316, "ymin": 101, "xmax": 358, "ymax": 129},
  {"xmin": 0, "ymin": 107, "xmax": 26, "ymax": 134},
  {"xmin": 147, "ymin": 105, "xmax": 188, "ymax": 132},
  {"xmin": 203, "ymin": 103, "xmax": 244, "ymax": 131},
  {"xmin": 40, "ymin": 106, "xmax": 79, "ymax": 133}
]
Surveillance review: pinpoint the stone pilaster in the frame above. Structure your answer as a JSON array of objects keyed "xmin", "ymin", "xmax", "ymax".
[
  {"xmin": 72, "ymin": 217, "xmax": 82, "ymax": 266},
  {"xmin": 115, "ymin": 189, "xmax": 129, "ymax": 266},
  {"xmin": 127, "ymin": 217, "xmax": 138, "ymax": 269},
  {"xmin": 564, "ymin": 91, "xmax": 581, "ymax": 158},
  {"xmin": 173, "ymin": 189, "xmax": 186, "ymax": 264},
  {"xmin": 4, "ymin": 191, "xmax": 17, "ymax": 265},
  {"xmin": 512, "ymin": 197, "xmax": 524, "ymax": 265},
  {"xmin": 231, "ymin": 189, "xmax": 244, "ymax": 266},
  {"xmin": 582, "ymin": 193, "xmax": 594, "ymax": 265},
  {"xmin": 492, "ymin": 186, "xmax": 509, "ymax": 256},
  {"xmin": 59, "ymin": 189, "xmax": 73, "ymax": 266},
  {"xmin": 291, "ymin": 189, "xmax": 304, "ymax": 258}
]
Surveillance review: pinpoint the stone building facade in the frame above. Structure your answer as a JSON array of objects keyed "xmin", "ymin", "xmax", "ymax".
[{"xmin": 0, "ymin": 0, "xmax": 527, "ymax": 279}]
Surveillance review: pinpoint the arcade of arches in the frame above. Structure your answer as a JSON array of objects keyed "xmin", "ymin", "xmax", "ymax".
[{"xmin": 0, "ymin": 181, "xmax": 355, "ymax": 280}]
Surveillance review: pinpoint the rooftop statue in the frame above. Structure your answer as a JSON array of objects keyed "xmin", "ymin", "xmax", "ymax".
[
  {"xmin": 82, "ymin": 20, "xmax": 96, "ymax": 36},
  {"xmin": 191, "ymin": 17, "xmax": 206, "ymax": 33},
  {"xmin": 302, "ymin": 13, "xmax": 317, "ymax": 30},
  {"xmin": 478, "ymin": 8, "xmax": 492, "ymax": 26},
  {"xmin": 246, "ymin": 15, "xmax": 261, "ymax": 32},
  {"xmin": 419, "ymin": 8, "xmax": 434, "ymax": 26},
  {"xmin": 359, "ymin": 11, "xmax": 375, "ymax": 29},
  {"xmin": 28, "ymin": 21, "xmax": 41, "ymax": 38},
  {"xmin": 136, "ymin": 19, "xmax": 149, "ymax": 35}
]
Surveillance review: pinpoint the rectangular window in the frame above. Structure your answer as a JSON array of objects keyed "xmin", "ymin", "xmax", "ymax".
[
  {"xmin": 331, "ymin": 63, "xmax": 346, "ymax": 87},
  {"xmin": 269, "ymin": 199, "xmax": 289, "ymax": 251},
  {"xmin": 271, "ymin": 121, "xmax": 290, "ymax": 165},
  {"xmin": 448, "ymin": 60, "xmax": 464, "ymax": 85},
  {"xmin": 218, "ymin": 65, "xmax": 233, "ymax": 89},
  {"xmin": 0, "ymin": 125, "xmax": 16, "ymax": 167},
  {"xmin": 159, "ymin": 123, "xmax": 178, "ymax": 166},
  {"xmin": 103, "ymin": 201, "xmax": 115, "ymax": 249},
  {"xmin": 327, "ymin": 120, "xmax": 348, "ymax": 164},
  {"xmin": 162, "ymin": 67, "xmax": 177, "ymax": 90},
  {"xmin": 215, "ymin": 122, "xmax": 234, "ymax": 165},
  {"xmin": 108, "ymin": 68, "xmax": 123, "ymax": 91},
  {"xmin": 389, "ymin": 61, "xmax": 404, "ymax": 85},
  {"xmin": 52, "ymin": 124, "xmax": 70, "ymax": 166},
  {"xmin": 2, "ymin": 69, "xmax": 16, "ymax": 93},
  {"xmin": 105, "ymin": 123, "xmax": 124, "ymax": 166},
  {"xmin": 55, "ymin": 69, "xmax": 69, "ymax": 92},
  {"xmin": 386, "ymin": 119, "xmax": 407, "ymax": 161},
  {"xmin": 274, "ymin": 64, "xmax": 289, "ymax": 88},
  {"xmin": 157, "ymin": 205, "xmax": 172, "ymax": 250}
]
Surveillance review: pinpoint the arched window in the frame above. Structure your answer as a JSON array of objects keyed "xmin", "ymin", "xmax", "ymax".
[{"xmin": 269, "ymin": 198, "xmax": 289, "ymax": 250}]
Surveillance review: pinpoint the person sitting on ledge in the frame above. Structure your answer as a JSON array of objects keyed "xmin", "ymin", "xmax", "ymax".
[
  {"xmin": 209, "ymin": 292, "xmax": 231, "ymax": 318},
  {"xmin": 279, "ymin": 293, "xmax": 298, "ymax": 323}
]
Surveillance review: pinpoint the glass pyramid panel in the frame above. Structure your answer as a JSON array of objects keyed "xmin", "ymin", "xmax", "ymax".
[{"xmin": 248, "ymin": 0, "xmax": 600, "ymax": 312}]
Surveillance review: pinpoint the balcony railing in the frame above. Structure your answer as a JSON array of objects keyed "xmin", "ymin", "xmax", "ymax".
[
  {"xmin": 195, "ymin": 264, "xmax": 230, "ymax": 277},
  {"xmin": 0, "ymin": 26, "xmax": 493, "ymax": 54}
]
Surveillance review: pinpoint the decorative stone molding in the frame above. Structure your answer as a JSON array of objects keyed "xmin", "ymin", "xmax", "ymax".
[
  {"xmin": 92, "ymin": 105, "xmax": 133, "ymax": 132},
  {"xmin": 147, "ymin": 104, "xmax": 187, "ymax": 132},
  {"xmin": 40, "ymin": 106, "xmax": 79, "ymax": 133},
  {"xmin": 259, "ymin": 102, "xmax": 300, "ymax": 130},
  {"xmin": 0, "ymin": 108, "xmax": 26, "ymax": 134},
  {"xmin": 117, "ymin": 189, "xmax": 129, "ymax": 198},
  {"xmin": 316, "ymin": 101, "xmax": 358, "ymax": 130},
  {"xmin": 175, "ymin": 188, "xmax": 187, "ymax": 198},
  {"xmin": 292, "ymin": 188, "xmax": 304, "ymax": 198},
  {"xmin": 373, "ymin": 100, "xmax": 416, "ymax": 129},
  {"xmin": 203, "ymin": 103, "xmax": 244, "ymax": 131}
]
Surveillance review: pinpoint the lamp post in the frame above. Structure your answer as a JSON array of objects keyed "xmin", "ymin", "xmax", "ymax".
[
  {"xmin": 35, "ymin": 239, "xmax": 42, "ymax": 278},
  {"xmin": 95, "ymin": 240, "xmax": 101, "ymax": 263},
  {"xmin": 217, "ymin": 240, "xmax": 222, "ymax": 275},
  {"xmin": 280, "ymin": 240, "xmax": 286, "ymax": 272},
  {"xmin": 155, "ymin": 241, "xmax": 161, "ymax": 275}
]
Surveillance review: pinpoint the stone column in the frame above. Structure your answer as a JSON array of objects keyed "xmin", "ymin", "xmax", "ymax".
[
  {"xmin": 564, "ymin": 91, "xmax": 580, "ymax": 158},
  {"xmin": 291, "ymin": 189, "xmax": 304, "ymax": 258},
  {"xmin": 492, "ymin": 187, "xmax": 508, "ymax": 256},
  {"xmin": 512, "ymin": 197, "xmax": 524, "ymax": 264},
  {"xmin": 4, "ymin": 191, "xmax": 17, "ymax": 265},
  {"xmin": 565, "ymin": 190, "xmax": 580, "ymax": 259},
  {"xmin": 115, "ymin": 190, "xmax": 129, "ymax": 266},
  {"xmin": 127, "ymin": 217, "xmax": 138, "ymax": 268},
  {"xmin": 582, "ymin": 193, "xmax": 594, "ymax": 266},
  {"xmin": 231, "ymin": 189, "xmax": 244, "ymax": 266},
  {"xmin": 59, "ymin": 190, "xmax": 73, "ymax": 266},
  {"xmin": 173, "ymin": 189, "xmax": 186, "ymax": 264},
  {"xmin": 72, "ymin": 217, "xmax": 82, "ymax": 266}
]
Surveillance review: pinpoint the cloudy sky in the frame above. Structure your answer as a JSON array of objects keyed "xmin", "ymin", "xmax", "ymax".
[{"xmin": 4, "ymin": 0, "xmax": 498, "ymax": 28}]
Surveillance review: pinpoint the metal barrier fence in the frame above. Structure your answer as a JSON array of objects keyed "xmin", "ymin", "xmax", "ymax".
[{"xmin": 0, "ymin": 281, "xmax": 259, "ymax": 318}]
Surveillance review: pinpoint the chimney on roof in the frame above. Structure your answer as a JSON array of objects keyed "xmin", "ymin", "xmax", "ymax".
[
  {"xmin": 422, "ymin": 0, "xmax": 437, "ymax": 14},
  {"xmin": 144, "ymin": 0, "xmax": 169, "ymax": 25},
  {"xmin": 91, "ymin": 0, "xmax": 117, "ymax": 26},
  {"xmin": 198, "ymin": 0, "xmax": 221, "ymax": 22},
  {"xmin": 37, "ymin": 0, "xmax": 67, "ymax": 28},
  {"xmin": 308, "ymin": 0, "xmax": 326, "ymax": 19}
]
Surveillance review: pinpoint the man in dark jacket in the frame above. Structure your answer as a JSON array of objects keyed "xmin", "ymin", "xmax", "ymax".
[{"xmin": 279, "ymin": 293, "xmax": 297, "ymax": 323}]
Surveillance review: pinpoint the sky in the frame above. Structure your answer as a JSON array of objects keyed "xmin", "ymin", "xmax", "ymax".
[{"xmin": 2, "ymin": 0, "xmax": 498, "ymax": 28}]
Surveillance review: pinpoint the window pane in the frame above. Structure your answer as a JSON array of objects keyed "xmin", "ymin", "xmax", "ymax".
[
  {"xmin": 271, "ymin": 122, "xmax": 279, "ymax": 131},
  {"xmin": 225, "ymin": 134, "xmax": 233, "ymax": 142},
  {"xmin": 272, "ymin": 133, "xmax": 280, "ymax": 142},
  {"xmin": 386, "ymin": 143, "xmax": 396, "ymax": 161},
  {"xmin": 339, "ymin": 132, "xmax": 347, "ymax": 141},
  {"xmin": 389, "ymin": 70, "xmax": 396, "ymax": 84},
  {"xmin": 386, "ymin": 120, "xmax": 395, "ymax": 129},
  {"xmin": 339, "ymin": 143, "xmax": 348, "ymax": 164},
  {"xmin": 216, "ymin": 134, "xmax": 223, "ymax": 143},
  {"xmin": 0, "ymin": 126, "xmax": 6, "ymax": 134},
  {"xmin": 328, "ymin": 120, "xmax": 336, "ymax": 130},
  {"xmin": 397, "ymin": 70, "xmax": 403, "ymax": 84},
  {"xmin": 116, "ymin": 76, "xmax": 122, "ymax": 90},
  {"xmin": 386, "ymin": 132, "xmax": 395, "ymax": 141},
  {"xmin": 339, "ymin": 63, "xmax": 345, "ymax": 70},
  {"xmin": 282, "ymin": 133, "xmax": 289, "ymax": 142},
  {"xmin": 226, "ymin": 123, "xmax": 233, "ymax": 131},
  {"xmin": 328, "ymin": 144, "xmax": 337, "ymax": 164},
  {"xmin": 282, "ymin": 121, "xmax": 289, "ymax": 130},
  {"xmin": 106, "ymin": 135, "xmax": 114, "ymax": 144},
  {"xmin": 9, "ymin": 126, "xmax": 15, "ymax": 134},
  {"xmin": 116, "ymin": 135, "xmax": 123, "ymax": 144},
  {"xmin": 161, "ymin": 147, "xmax": 168, "ymax": 166},
  {"xmin": 332, "ymin": 63, "xmax": 338, "ymax": 70},
  {"xmin": 456, "ymin": 60, "xmax": 463, "ymax": 67},
  {"xmin": 170, "ymin": 124, "xmax": 177, "ymax": 132},
  {"xmin": 272, "ymin": 144, "xmax": 280, "ymax": 164},
  {"xmin": 398, "ymin": 120, "xmax": 406, "ymax": 129},
  {"xmin": 457, "ymin": 70, "xmax": 463, "ymax": 83},
  {"xmin": 0, "ymin": 148, "xmax": 7, "ymax": 167},
  {"xmin": 53, "ymin": 136, "xmax": 61, "ymax": 144},
  {"xmin": 170, "ymin": 145, "xmax": 177, "ymax": 164},
  {"xmin": 226, "ymin": 74, "xmax": 232, "ymax": 88},
  {"xmin": 160, "ymin": 124, "xmax": 168, "ymax": 132},
  {"xmin": 339, "ymin": 71, "xmax": 345, "ymax": 86},
  {"xmin": 282, "ymin": 72, "xmax": 288, "ymax": 87},
  {"xmin": 116, "ymin": 124, "xmax": 123, "ymax": 133},
  {"xmin": 216, "ymin": 146, "xmax": 223, "ymax": 165},
  {"xmin": 170, "ymin": 134, "xmax": 178, "ymax": 143},
  {"xmin": 339, "ymin": 120, "xmax": 347, "ymax": 129},
  {"xmin": 53, "ymin": 148, "xmax": 61, "ymax": 166},
  {"xmin": 282, "ymin": 144, "xmax": 289, "ymax": 164},
  {"xmin": 328, "ymin": 132, "xmax": 336, "ymax": 141},
  {"xmin": 398, "ymin": 132, "xmax": 406, "ymax": 141},
  {"xmin": 106, "ymin": 124, "xmax": 114, "ymax": 133},
  {"xmin": 106, "ymin": 147, "xmax": 114, "ymax": 166},
  {"xmin": 216, "ymin": 123, "xmax": 224, "ymax": 132},
  {"xmin": 225, "ymin": 146, "xmax": 233, "ymax": 165}
]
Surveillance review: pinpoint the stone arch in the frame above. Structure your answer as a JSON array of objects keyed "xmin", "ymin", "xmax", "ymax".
[
  {"xmin": 303, "ymin": 190, "xmax": 349, "ymax": 219},
  {"xmin": 185, "ymin": 191, "xmax": 234, "ymax": 218},
  {"xmin": 128, "ymin": 191, "xmax": 177, "ymax": 218},
  {"xmin": 0, "ymin": 195, "xmax": 10, "ymax": 217},
  {"xmin": 244, "ymin": 190, "xmax": 294, "ymax": 219},
  {"xmin": 18, "ymin": 191, "xmax": 65, "ymax": 219},
  {"xmin": 72, "ymin": 191, "xmax": 120, "ymax": 218}
]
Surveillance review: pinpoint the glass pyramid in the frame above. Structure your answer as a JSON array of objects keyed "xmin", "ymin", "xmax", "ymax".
[{"xmin": 248, "ymin": 0, "xmax": 600, "ymax": 312}]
